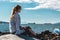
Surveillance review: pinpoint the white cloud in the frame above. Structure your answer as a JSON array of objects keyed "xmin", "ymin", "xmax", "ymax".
[
  {"xmin": 10, "ymin": 0, "xmax": 32, "ymax": 3},
  {"xmin": 32, "ymin": 0, "xmax": 47, "ymax": 3},
  {"xmin": 3, "ymin": 0, "xmax": 60, "ymax": 11},
  {"xmin": 9, "ymin": 0, "xmax": 48, "ymax": 3},
  {"xmin": 24, "ymin": 0, "xmax": 60, "ymax": 11}
]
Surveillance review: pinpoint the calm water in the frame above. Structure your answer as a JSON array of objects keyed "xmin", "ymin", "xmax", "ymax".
[{"xmin": 0, "ymin": 23, "xmax": 60, "ymax": 33}]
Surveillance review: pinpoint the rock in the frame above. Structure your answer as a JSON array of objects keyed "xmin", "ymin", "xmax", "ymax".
[{"xmin": 0, "ymin": 34, "xmax": 25, "ymax": 40}]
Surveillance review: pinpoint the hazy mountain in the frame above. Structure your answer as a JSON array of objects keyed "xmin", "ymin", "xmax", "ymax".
[{"xmin": 0, "ymin": 21, "xmax": 9, "ymax": 24}]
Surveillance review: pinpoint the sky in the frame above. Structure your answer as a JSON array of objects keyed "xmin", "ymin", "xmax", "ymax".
[{"xmin": 0, "ymin": 0, "xmax": 60, "ymax": 24}]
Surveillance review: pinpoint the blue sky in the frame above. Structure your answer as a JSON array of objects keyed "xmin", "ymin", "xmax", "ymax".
[{"xmin": 0, "ymin": 0, "xmax": 60, "ymax": 24}]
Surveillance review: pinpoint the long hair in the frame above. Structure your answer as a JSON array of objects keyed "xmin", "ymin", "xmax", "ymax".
[{"xmin": 10, "ymin": 5, "xmax": 21, "ymax": 19}]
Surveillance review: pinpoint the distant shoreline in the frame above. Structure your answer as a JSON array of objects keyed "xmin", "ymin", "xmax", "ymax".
[{"xmin": 0, "ymin": 21, "xmax": 60, "ymax": 25}]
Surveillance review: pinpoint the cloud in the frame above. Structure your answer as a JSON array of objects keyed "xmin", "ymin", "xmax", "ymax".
[
  {"xmin": 2, "ymin": 0, "xmax": 60, "ymax": 11},
  {"xmin": 0, "ymin": 0, "xmax": 31, "ymax": 2},
  {"xmin": 24, "ymin": 0, "xmax": 60, "ymax": 11},
  {"xmin": 10, "ymin": 0, "xmax": 32, "ymax": 3}
]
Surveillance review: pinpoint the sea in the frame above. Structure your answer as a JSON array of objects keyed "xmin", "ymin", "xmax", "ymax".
[{"xmin": 0, "ymin": 23, "xmax": 60, "ymax": 33}]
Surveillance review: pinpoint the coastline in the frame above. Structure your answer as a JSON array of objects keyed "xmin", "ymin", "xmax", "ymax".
[{"xmin": 0, "ymin": 30, "xmax": 60, "ymax": 40}]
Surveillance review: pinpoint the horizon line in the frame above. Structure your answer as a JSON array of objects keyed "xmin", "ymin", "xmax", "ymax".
[{"xmin": 0, "ymin": 21, "xmax": 60, "ymax": 24}]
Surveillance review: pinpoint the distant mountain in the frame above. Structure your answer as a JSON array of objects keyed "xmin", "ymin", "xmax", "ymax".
[
  {"xmin": 28, "ymin": 23, "xmax": 36, "ymax": 24},
  {"xmin": 0, "ymin": 21, "xmax": 9, "ymax": 24},
  {"xmin": 44, "ymin": 23, "xmax": 52, "ymax": 25},
  {"xmin": 0, "ymin": 21, "xmax": 60, "ymax": 25},
  {"xmin": 53, "ymin": 22, "xmax": 60, "ymax": 25}
]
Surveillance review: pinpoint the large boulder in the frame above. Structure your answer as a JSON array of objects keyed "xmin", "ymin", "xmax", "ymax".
[{"xmin": 0, "ymin": 34, "xmax": 25, "ymax": 40}]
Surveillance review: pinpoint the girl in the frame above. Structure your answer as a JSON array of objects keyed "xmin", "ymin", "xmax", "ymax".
[
  {"xmin": 9, "ymin": 5, "xmax": 37, "ymax": 37},
  {"xmin": 10, "ymin": 5, "xmax": 24, "ymax": 35}
]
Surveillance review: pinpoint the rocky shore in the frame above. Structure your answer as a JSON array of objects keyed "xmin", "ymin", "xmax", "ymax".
[
  {"xmin": 0, "ymin": 30, "xmax": 60, "ymax": 40},
  {"xmin": 36, "ymin": 30, "xmax": 60, "ymax": 40}
]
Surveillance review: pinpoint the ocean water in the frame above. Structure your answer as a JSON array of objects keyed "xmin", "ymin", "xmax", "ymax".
[
  {"xmin": 0, "ymin": 23, "xmax": 9, "ymax": 32},
  {"xmin": 0, "ymin": 23, "xmax": 60, "ymax": 33}
]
